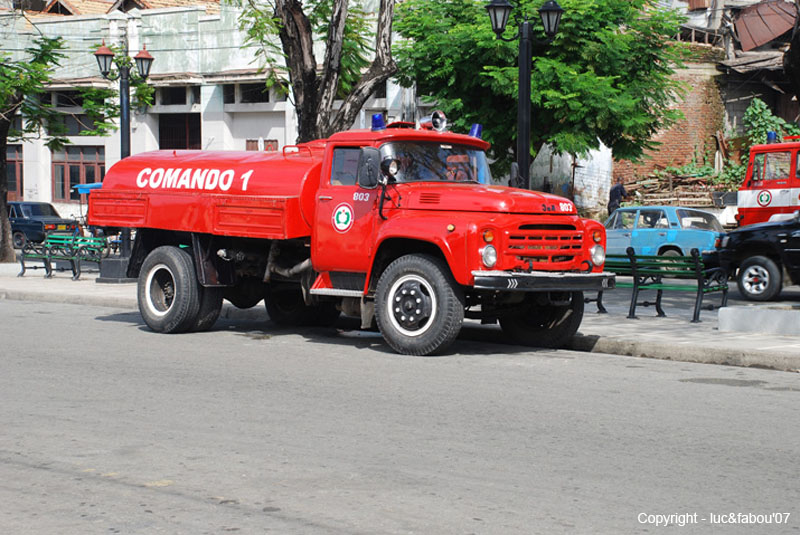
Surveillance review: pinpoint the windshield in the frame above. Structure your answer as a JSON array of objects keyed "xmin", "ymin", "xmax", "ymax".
[
  {"xmin": 21, "ymin": 203, "xmax": 60, "ymax": 218},
  {"xmin": 380, "ymin": 141, "xmax": 492, "ymax": 184}
]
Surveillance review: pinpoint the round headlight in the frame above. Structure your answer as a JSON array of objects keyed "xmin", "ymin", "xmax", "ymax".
[
  {"xmin": 590, "ymin": 245, "xmax": 605, "ymax": 266},
  {"xmin": 482, "ymin": 245, "xmax": 497, "ymax": 268}
]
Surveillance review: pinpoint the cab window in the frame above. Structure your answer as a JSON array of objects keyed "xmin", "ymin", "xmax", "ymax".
[
  {"xmin": 8, "ymin": 205, "xmax": 17, "ymax": 218},
  {"xmin": 753, "ymin": 151, "xmax": 791, "ymax": 182},
  {"xmin": 330, "ymin": 147, "xmax": 361, "ymax": 186}
]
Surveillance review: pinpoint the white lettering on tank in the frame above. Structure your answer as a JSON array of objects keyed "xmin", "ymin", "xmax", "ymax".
[
  {"xmin": 219, "ymin": 169, "xmax": 234, "ymax": 191},
  {"xmin": 240, "ymin": 169, "xmax": 254, "ymax": 191},
  {"xmin": 176, "ymin": 168, "xmax": 192, "ymax": 189},
  {"xmin": 163, "ymin": 168, "xmax": 180, "ymax": 188},
  {"xmin": 149, "ymin": 168, "xmax": 164, "ymax": 188},
  {"xmin": 136, "ymin": 168, "xmax": 152, "ymax": 188},
  {"xmin": 205, "ymin": 169, "xmax": 220, "ymax": 190},
  {"xmin": 190, "ymin": 168, "xmax": 209, "ymax": 189}
]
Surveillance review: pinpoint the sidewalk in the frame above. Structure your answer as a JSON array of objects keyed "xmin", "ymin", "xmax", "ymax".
[{"xmin": 1, "ymin": 262, "xmax": 799, "ymax": 372}]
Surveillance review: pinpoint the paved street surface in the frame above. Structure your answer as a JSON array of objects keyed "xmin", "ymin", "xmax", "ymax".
[{"xmin": 1, "ymin": 300, "xmax": 798, "ymax": 534}]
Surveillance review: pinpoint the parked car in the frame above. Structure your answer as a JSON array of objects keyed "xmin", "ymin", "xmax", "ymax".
[
  {"xmin": 604, "ymin": 206, "xmax": 723, "ymax": 257},
  {"xmin": 8, "ymin": 201, "xmax": 79, "ymax": 249},
  {"xmin": 717, "ymin": 211, "xmax": 800, "ymax": 301}
]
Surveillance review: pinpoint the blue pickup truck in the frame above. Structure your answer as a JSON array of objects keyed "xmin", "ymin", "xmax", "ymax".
[{"xmin": 9, "ymin": 202, "xmax": 79, "ymax": 249}]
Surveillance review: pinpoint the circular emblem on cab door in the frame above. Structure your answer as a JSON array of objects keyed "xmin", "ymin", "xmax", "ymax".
[
  {"xmin": 332, "ymin": 203, "xmax": 354, "ymax": 232},
  {"xmin": 757, "ymin": 190, "xmax": 772, "ymax": 207}
]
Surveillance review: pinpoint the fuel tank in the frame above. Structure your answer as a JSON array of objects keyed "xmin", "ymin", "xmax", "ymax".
[{"xmin": 88, "ymin": 147, "xmax": 324, "ymax": 239}]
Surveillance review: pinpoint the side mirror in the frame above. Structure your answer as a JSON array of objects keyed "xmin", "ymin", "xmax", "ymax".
[
  {"xmin": 357, "ymin": 147, "xmax": 381, "ymax": 189},
  {"xmin": 509, "ymin": 162, "xmax": 520, "ymax": 188},
  {"xmin": 380, "ymin": 157, "xmax": 400, "ymax": 183}
]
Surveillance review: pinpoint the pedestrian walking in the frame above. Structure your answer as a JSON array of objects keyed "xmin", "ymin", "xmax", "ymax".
[{"xmin": 608, "ymin": 176, "xmax": 628, "ymax": 217}]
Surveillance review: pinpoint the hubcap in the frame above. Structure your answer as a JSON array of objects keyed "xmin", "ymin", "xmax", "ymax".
[
  {"xmin": 742, "ymin": 265, "xmax": 770, "ymax": 295},
  {"xmin": 387, "ymin": 274, "xmax": 436, "ymax": 337},
  {"xmin": 145, "ymin": 263, "xmax": 176, "ymax": 317}
]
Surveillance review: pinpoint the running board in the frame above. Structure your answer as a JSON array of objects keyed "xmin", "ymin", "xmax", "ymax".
[{"xmin": 309, "ymin": 288, "xmax": 363, "ymax": 297}]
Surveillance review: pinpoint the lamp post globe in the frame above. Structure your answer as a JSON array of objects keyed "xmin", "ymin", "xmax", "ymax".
[
  {"xmin": 134, "ymin": 45, "xmax": 154, "ymax": 79},
  {"xmin": 539, "ymin": 0, "xmax": 564, "ymax": 38},
  {"xmin": 93, "ymin": 41, "xmax": 115, "ymax": 78},
  {"xmin": 485, "ymin": 0, "xmax": 513, "ymax": 38}
]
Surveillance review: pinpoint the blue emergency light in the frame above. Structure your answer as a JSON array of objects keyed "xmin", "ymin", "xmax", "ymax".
[
  {"xmin": 372, "ymin": 113, "xmax": 386, "ymax": 131},
  {"xmin": 469, "ymin": 123, "xmax": 483, "ymax": 139}
]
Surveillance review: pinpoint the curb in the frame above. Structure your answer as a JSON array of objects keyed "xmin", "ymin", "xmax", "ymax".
[{"xmin": 570, "ymin": 334, "xmax": 800, "ymax": 373}]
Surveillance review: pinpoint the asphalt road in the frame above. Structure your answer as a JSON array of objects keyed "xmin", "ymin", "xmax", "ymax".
[{"xmin": 1, "ymin": 300, "xmax": 798, "ymax": 534}]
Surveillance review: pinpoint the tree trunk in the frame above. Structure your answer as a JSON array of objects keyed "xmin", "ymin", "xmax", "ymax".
[
  {"xmin": 327, "ymin": 0, "xmax": 397, "ymax": 136},
  {"xmin": 275, "ymin": 0, "xmax": 320, "ymax": 142},
  {"xmin": 0, "ymin": 94, "xmax": 21, "ymax": 263},
  {"xmin": 275, "ymin": 0, "xmax": 397, "ymax": 142}
]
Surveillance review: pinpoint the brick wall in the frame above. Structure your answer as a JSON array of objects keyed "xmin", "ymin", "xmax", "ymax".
[{"xmin": 614, "ymin": 62, "xmax": 724, "ymax": 182}]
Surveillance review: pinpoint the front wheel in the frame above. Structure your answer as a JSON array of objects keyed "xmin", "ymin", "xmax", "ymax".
[
  {"xmin": 499, "ymin": 292, "xmax": 584, "ymax": 349},
  {"xmin": 138, "ymin": 246, "xmax": 201, "ymax": 333},
  {"xmin": 737, "ymin": 256, "xmax": 781, "ymax": 301},
  {"xmin": 375, "ymin": 254, "xmax": 464, "ymax": 356}
]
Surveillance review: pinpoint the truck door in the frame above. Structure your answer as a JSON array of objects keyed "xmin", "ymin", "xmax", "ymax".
[{"xmin": 312, "ymin": 146, "xmax": 379, "ymax": 275}]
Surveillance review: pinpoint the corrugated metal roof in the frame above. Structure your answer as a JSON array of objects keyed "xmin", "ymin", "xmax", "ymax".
[{"xmin": 734, "ymin": 0, "xmax": 796, "ymax": 51}]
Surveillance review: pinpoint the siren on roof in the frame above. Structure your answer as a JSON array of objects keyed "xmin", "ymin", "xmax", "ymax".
[{"xmin": 371, "ymin": 113, "xmax": 386, "ymax": 131}]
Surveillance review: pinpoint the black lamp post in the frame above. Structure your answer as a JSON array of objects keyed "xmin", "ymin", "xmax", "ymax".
[
  {"xmin": 94, "ymin": 40, "xmax": 153, "ymax": 259},
  {"xmin": 486, "ymin": 0, "xmax": 563, "ymax": 190}
]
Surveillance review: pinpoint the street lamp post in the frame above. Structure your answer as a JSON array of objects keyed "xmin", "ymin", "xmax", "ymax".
[
  {"xmin": 94, "ymin": 40, "xmax": 153, "ymax": 260},
  {"xmin": 485, "ymin": 0, "xmax": 563, "ymax": 190}
]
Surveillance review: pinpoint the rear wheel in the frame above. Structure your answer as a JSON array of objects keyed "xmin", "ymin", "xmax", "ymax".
[
  {"xmin": 499, "ymin": 292, "xmax": 584, "ymax": 349},
  {"xmin": 138, "ymin": 246, "xmax": 201, "ymax": 333},
  {"xmin": 737, "ymin": 255, "xmax": 781, "ymax": 301},
  {"xmin": 375, "ymin": 254, "xmax": 464, "ymax": 356},
  {"xmin": 12, "ymin": 231, "xmax": 26, "ymax": 249}
]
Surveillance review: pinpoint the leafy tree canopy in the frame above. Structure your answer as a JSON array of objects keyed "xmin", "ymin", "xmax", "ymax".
[{"xmin": 394, "ymin": 0, "xmax": 691, "ymax": 174}]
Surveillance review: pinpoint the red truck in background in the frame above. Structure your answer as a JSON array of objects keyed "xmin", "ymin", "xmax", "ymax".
[
  {"xmin": 88, "ymin": 114, "xmax": 613, "ymax": 355},
  {"xmin": 737, "ymin": 136, "xmax": 800, "ymax": 226}
]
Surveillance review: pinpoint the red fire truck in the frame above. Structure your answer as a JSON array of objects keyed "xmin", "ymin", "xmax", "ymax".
[
  {"xmin": 737, "ymin": 136, "xmax": 800, "ymax": 226},
  {"xmin": 89, "ymin": 114, "xmax": 613, "ymax": 355}
]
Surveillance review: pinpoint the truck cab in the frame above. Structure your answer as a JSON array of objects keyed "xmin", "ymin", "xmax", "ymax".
[{"xmin": 738, "ymin": 138, "xmax": 800, "ymax": 226}]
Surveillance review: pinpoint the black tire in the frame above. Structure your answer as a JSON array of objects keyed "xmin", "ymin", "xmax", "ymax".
[
  {"xmin": 138, "ymin": 246, "xmax": 201, "ymax": 333},
  {"xmin": 192, "ymin": 286, "xmax": 224, "ymax": 332},
  {"xmin": 264, "ymin": 283, "xmax": 317, "ymax": 326},
  {"xmin": 499, "ymin": 292, "xmax": 584, "ymax": 349},
  {"xmin": 737, "ymin": 255, "xmax": 781, "ymax": 301},
  {"xmin": 12, "ymin": 231, "xmax": 26, "ymax": 249},
  {"xmin": 375, "ymin": 254, "xmax": 464, "ymax": 356}
]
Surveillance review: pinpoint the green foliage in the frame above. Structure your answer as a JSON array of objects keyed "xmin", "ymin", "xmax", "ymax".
[
  {"xmin": 232, "ymin": 0, "xmax": 373, "ymax": 101},
  {"xmin": 1, "ymin": 36, "xmax": 69, "ymax": 150},
  {"xmin": 394, "ymin": 0, "xmax": 690, "ymax": 173},
  {"xmin": 76, "ymin": 87, "xmax": 119, "ymax": 136},
  {"xmin": 742, "ymin": 97, "xmax": 800, "ymax": 146},
  {"xmin": 716, "ymin": 159, "xmax": 747, "ymax": 189}
]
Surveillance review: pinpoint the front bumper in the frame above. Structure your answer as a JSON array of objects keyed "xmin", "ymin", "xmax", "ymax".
[{"xmin": 471, "ymin": 270, "xmax": 616, "ymax": 292}]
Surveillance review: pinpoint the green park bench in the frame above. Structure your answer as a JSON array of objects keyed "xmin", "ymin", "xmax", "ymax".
[
  {"xmin": 19, "ymin": 233, "xmax": 108, "ymax": 280},
  {"xmin": 590, "ymin": 247, "xmax": 728, "ymax": 323}
]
